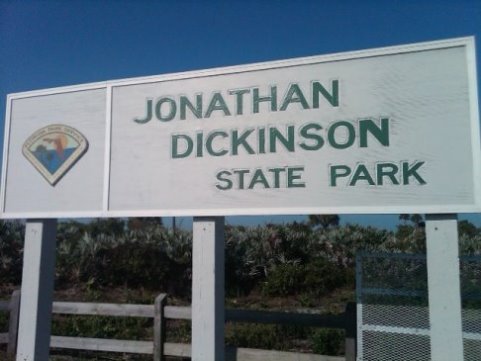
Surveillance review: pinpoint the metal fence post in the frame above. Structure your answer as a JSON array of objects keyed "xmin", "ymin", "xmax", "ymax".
[
  {"xmin": 7, "ymin": 290, "xmax": 21, "ymax": 356},
  {"xmin": 355, "ymin": 251, "xmax": 363, "ymax": 360},
  {"xmin": 154, "ymin": 293, "xmax": 167, "ymax": 361}
]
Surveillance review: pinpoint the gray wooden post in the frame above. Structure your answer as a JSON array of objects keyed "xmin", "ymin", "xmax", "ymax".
[
  {"xmin": 344, "ymin": 302, "xmax": 356, "ymax": 361},
  {"xmin": 191, "ymin": 217, "xmax": 225, "ymax": 361},
  {"xmin": 16, "ymin": 219, "xmax": 57, "ymax": 361},
  {"xmin": 425, "ymin": 214, "xmax": 464, "ymax": 361},
  {"xmin": 7, "ymin": 289, "xmax": 21, "ymax": 356},
  {"xmin": 154, "ymin": 293, "xmax": 167, "ymax": 361}
]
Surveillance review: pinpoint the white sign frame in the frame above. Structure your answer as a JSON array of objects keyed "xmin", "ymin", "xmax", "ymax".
[{"xmin": 1, "ymin": 36, "xmax": 480, "ymax": 219}]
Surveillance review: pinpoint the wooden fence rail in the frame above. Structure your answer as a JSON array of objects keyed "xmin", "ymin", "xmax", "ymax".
[
  {"xmin": 0, "ymin": 290, "xmax": 355, "ymax": 361},
  {"xmin": 0, "ymin": 290, "xmax": 20, "ymax": 356}
]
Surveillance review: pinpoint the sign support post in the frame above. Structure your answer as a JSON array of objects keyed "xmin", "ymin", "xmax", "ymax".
[
  {"xmin": 425, "ymin": 214, "xmax": 464, "ymax": 361},
  {"xmin": 16, "ymin": 219, "xmax": 57, "ymax": 361},
  {"xmin": 192, "ymin": 217, "xmax": 225, "ymax": 361}
]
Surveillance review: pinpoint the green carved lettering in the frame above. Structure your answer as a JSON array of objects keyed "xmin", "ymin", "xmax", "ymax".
[
  {"xmin": 134, "ymin": 99, "xmax": 153, "ymax": 124},
  {"xmin": 328, "ymin": 121, "xmax": 355, "ymax": 149},
  {"xmin": 232, "ymin": 129, "xmax": 255, "ymax": 155},
  {"xmin": 180, "ymin": 94, "xmax": 202, "ymax": 120},
  {"xmin": 360, "ymin": 118, "xmax": 390, "ymax": 147},
  {"xmin": 155, "ymin": 98, "xmax": 177, "ymax": 121},
  {"xmin": 248, "ymin": 169, "xmax": 270, "ymax": 189},
  {"xmin": 206, "ymin": 131, "xmax": 228, "ymax": 156},
  {"xmin": 216, "ymin": 170, "xmax": 233, "ymax": 190},
  {"xmin": 349, "ymin": 164, "xmax": 375, "ymax": 186},
  {"xmin": 233, "ymin": 169, "xmax": 250, "ymax": 189},
  {"xmin": 253, "ymin": 86, "xmax": 277, "ymax": 113},
  {"xmin": 330, "ymin": 165, "xmax": 351, "ymax": 186},
  {"xmin": 403, "ymin": 161, "xmax": 426, "ymax": 185},
  {"xmin": 312, "ymin": 80, "xmax": 339, "ymax": 107},
  {"xmin": 280, "ymin": 84, "xmax": 309, "ymax": 111},
  {"xmin": 229, "ymin": 89, "xmax": 250, "ymax": 115},
  {"xmin": 287, "ymin": 167, "xmax": 305, "ymax": 188},
  {"xmin": 269, "ymin": 126, "xmax": 295, "ymax": 153},
  {"xmin": 268, "ymin": 167, "xmax": 286, "ymax": 188},
  {"xmin": 299, "ymin": 123, "xmax": 324, "ymax": 151},
  {"xmin": 205, "ymin": 92, "xmax": 231, "ymax": 118},
  {"xmin": 171, "ymin": 134, "xmax": 193, "ymax": 158},
  {"xmin": 376, "ymin": 163, "xmax": 399, "ymax": 185}
]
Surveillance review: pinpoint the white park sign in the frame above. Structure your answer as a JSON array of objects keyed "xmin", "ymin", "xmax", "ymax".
[
  {"xmin": 1, "ymin": 37, "xmax": 480, "ymax": 218},
  {"xmin": 2, "ymin": 37, "xmax": 479, "ymax": 361}
]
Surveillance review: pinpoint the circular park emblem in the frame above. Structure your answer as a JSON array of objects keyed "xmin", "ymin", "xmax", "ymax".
[{"xmin": 22, "ymin": 124, "xmax": 89, "ymax": 186}]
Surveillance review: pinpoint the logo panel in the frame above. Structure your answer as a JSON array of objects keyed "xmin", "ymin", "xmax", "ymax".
[{"xmin": 23, "ymin": 124, "xmax": 88, "ymax": 186}]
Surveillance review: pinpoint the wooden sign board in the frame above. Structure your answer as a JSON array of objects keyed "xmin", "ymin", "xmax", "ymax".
[{"xmin": 1, "ymin": 37, "xmax": 480, "ymax": 218}]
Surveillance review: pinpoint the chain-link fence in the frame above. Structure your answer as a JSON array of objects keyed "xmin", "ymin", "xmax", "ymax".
[
  {"xmin": 356, "ymin": 253, "xmax": 481, "ymax": 361},
  {"xmin": 460, "ymin": 255, "xmax": 481, "ymax": 361}
]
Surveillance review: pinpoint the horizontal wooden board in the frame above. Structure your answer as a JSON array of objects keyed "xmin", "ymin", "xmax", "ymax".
[
  {"xmin": 0, "ymin": 333, "xmax": 8, "ymax": 344},
  {"xmin": 226, "ymin": 309, "xmax": 346, "ymax": 328},
  {"xmin": 230, "ymin": 347, "xmax": 346, "ymax": 361},
  {"xmin": 50, "ymin": 336, "xmax": 153, "ymax": 354},
  {"xmin": 0, "ymin": 300, "xmax": 9, "ymax": 311},
  {"xmin": 52, "ymin": 301, "xmax": 154, "ymax": 318},
  {"xmin": 164, "ymin": 306, "xmax": 192, "ymax": 320},
  {"xmin": 165, "ymin": 342, "xmax": 346, "ymax": 361}
]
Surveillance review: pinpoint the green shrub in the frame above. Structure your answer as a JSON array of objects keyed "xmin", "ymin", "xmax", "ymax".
[
  {"xmin": 0, "ymin": 351, "xmax": 14, "ymax": 361},
  {"xmin": 310, "ymin": 328, "xmax": 345, "ymax": 355},
  {"xmin": 55, "ymin": 223, "xmax": 193, "ymax": 295},
  {"xmin": 0, "ymin": 311, "xmax": 8, "ymax": 331},
  {"xmin": 226, "ymin": 323, "xmax": 309, "ymax": 351},
  {"xmin": 51, "ymin": 315, "xmax": 152, "ymax": 340},
  {"xmin": 262, "ymin": 257, "xmax": 349, "ymax": 297},
  {"xmin": 303, "ymin": 258, "xmax": 348, "ymax": 295},
  {"xmin": 165, "ymin": 319, "xmax": 191, "ymax": 343},
  {"xmin": 0, "ymin": 220, "xmax": 25, "ymax": 285},
  {"xmin": 263, "ymin": 261, "xmax": 304, "ymax": 296}
]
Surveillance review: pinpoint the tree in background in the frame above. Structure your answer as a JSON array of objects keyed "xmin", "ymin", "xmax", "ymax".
[
  {"xmin": 127, "ymin": 217, "xmax": 163, "ymax": 231},
  {"xmin": 399, "ymin": 214, "xmax": 424, "ymax": 227},
  {"xmin": 0, "ymin": 220, "xmax": 25, "ymax": 285},
  {"xmin": 88, "ymin": 218, "xmax": 126, "ymax": 238},
  {"xmin": 458, "ymin": 220, "xmax": 478, "ymax": 239},
  {"xmin": 396, "ymin": 214, "xmax": 426, "ymax": 253},
  {"xmin": 308, "ymin": 214, "xmax": 340, "ymax": 229}
]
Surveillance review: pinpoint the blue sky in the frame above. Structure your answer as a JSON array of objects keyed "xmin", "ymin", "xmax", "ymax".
[{"xmin": 1, "ymin": 0, "xmax": 481, "ymax": 229}]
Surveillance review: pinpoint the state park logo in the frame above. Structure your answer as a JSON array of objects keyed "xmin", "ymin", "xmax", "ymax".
[{"xmin": 22, "ymin": 124, "xmax": 89, "ymax": 186}]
